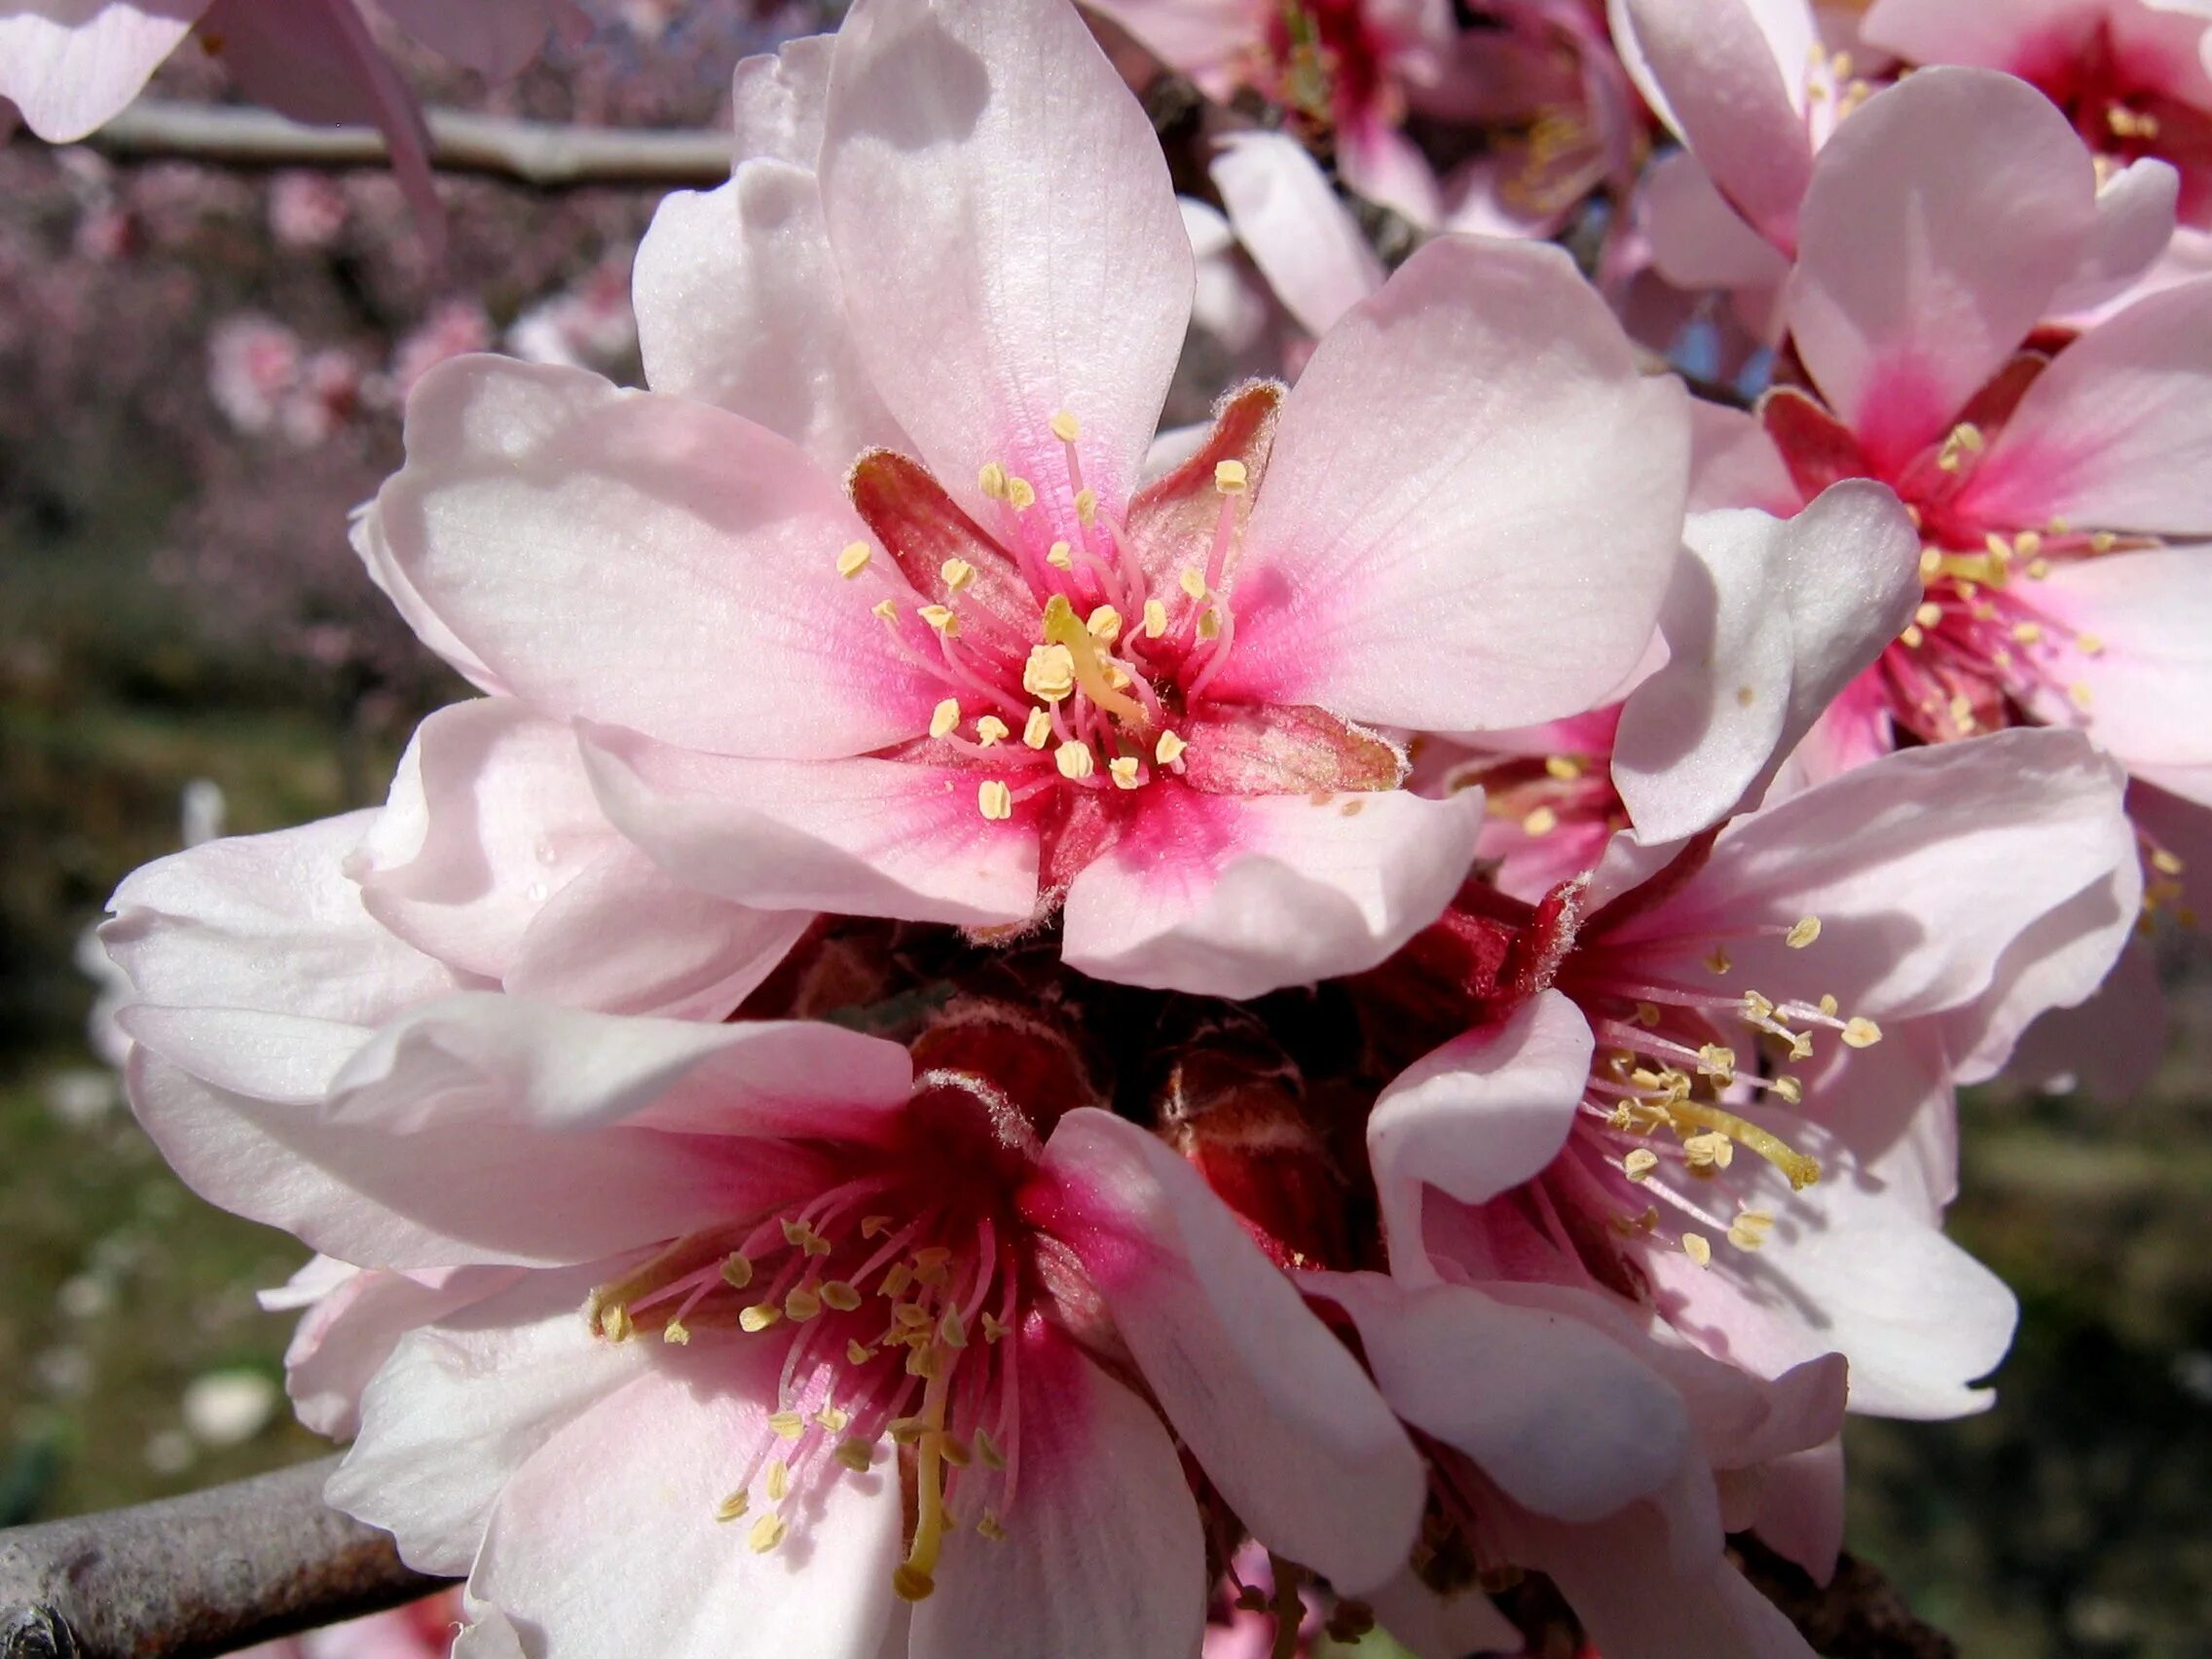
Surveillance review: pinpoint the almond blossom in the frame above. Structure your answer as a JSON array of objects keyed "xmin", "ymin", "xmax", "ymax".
[
  {"xmin": 373, "ymin": 0, "xmax": 1687, "ymax": 1001},
  {"xmin": 1304, "ymin": 729, "xmax": 2140, "ymax": 1651},
  {"xmin": 1685, "ymin": 68, "xmax": 2212, "ymax": 843},
  {"xmin": 106, "ymin": 875, "xmax": 1431, "ymax": 1659}
]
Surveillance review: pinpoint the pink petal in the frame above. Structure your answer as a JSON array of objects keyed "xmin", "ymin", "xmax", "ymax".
[
  {"xmin": 469, "ymin": 1343, "xmax": 903, "ymax": 1656},
  {"xmin": 350, "ymin": 701, "xmax": 609, "ymax": 981},
  {"xmin": 1750, "ymin": 1440, "xmax": 1846, "ymax": 1584},
  {"xmin": 1082, "ymin": 0, "xmax": 1256, "ymax": 92},
  {"xmin": 1521, "ymin": 1510, "xmax": 1816, "ymax": 1659},
  {"xmin": 817, "ymin": 0, "xmax": 1192, "ymax": 524},
  {"xmin": 325, "ymin": 1268, "xmax": 650, "ymax": 1574},
  {"xmin": 1859, "ymin": 0, "xmax": 2104, "ymax": 73},
  {"xmin": 1615, "ymin": 0, "xmax": 1814, "ymax": 245},
  {"xmin": 1642, "ymin": 151, "xmax": 1796, "ymax": 292},
  {"xmin": 0, "ymin": 0, "xmax": 207, "ymax": 142},
  {"xmin": 1688, "ymin": 398, "xmax": 1802, "ymax": 516},
  {"xmin": 911, "ymin": 1325, "xmax": 1206, "ymax": 1659},
  {"xmin": 1957, "ymin": 278, "xmax": 2212, "ymax": 536},
  {"xmin": 325, "ymin": 994, "xmax": 912, "ymax": 1138},
  {"xmin": 351, "ymin": 507, "xmax": 509, "ymax": 697},
  {"xmin": 102, "ymin": 811, "xmax": 462, "ymax": 1028},
  {"xmin": 1361, "ymin": 1570, "xmax": 1524, "ymax": 1659},
  {"xmin": 580, "ymin": 725, "xmax": 1040, "ymax": 929},
  {"xmin": 1636, "ymin": 1110, "xmax": 2017, "ymax": 1419},
  {"xmin": 2050, "ymin": 158, "xmax": 2183, "ymax": 317},
  {"xmin": 281, "ymin": 1262, "xmax": 521, "ymax": 1438},
  {"xmin": 505, "ymin": 843, "xmax": 811, "ymax": 1020},
  {"xmin": 1367, "ymin": 989, "xmax": 1595, "ymax": 1276},
  {"xmin": 378, "ymin": 355, "xmax": 940, "ymax": 758},
  {"xmin": 1215, "ymin": 237, "xmax": 1687, "ymax": 731},
  {"xmin": 1996, "ymin": 937, "xmax": 2168, "ymax": 1100},
  {"xmin": 1059, "ymin": 785, "xmax": 1487, "ymax": 999},
  {"xmin": 632, "ymin": 163, "xmax": 911, "ymax": 474},
  {"xmin": 1613, "ymin": 482, "xmax": 1922, "ymax": 842},
  {"xmin": 2028, "ymin": 549, "xmax": 2212, "ymax": 763},
  {"xmin": 126, "ymin": 1046, "xmax": 811, "ymax": 1270},
  {"xmin": 1038, "ymin": 1109, "xmax": 1425, "ymax": 1595},
  {"xmin": 1211, "ymin": 130, "xmax": 1385, "ymax": 338},
  {"xmin": 1314, "ymin": 1272, "xmax": 1700, "ymax": 1525},
  {"xmin": 731, "ymin": 33, "xmax": 833, "ymax": 164},
  {"xmin": 1612, "ymin": 729, "xmax": 2136, "ymax": 1025},
  {"xmin": 1337, "ymin": 122, "xmax": 1444, "ymax": 229},
  {"xmin": 1787, "ymin": 67, "xmax": 2097, "ymax": 468}
]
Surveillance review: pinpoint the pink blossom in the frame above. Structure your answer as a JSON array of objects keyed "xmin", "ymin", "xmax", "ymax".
[
  {"xmin": 1683, "ymin": 68, "xmax": 2212, "ymax": 848},
  {"xmin": 235, "ymin": 1587, "xmax": 464, "ymax": 1659},
  {"xmin": 107, "ymin": 903, "xmax": 1429, "ymax": 1651},
  {"xmin": 503, "ymin": 253, "xmax": 637, "ymax": 373},
  {"xmin": 386, "ymin": 299, "xmax": 492, "ymax": 404},
  {"xmin": 207, "ymin": 313, "xmax": 367, "ymax": 445},
  {"xmin": 1315, "ymin": 728, "xmax": 2139, "ymax": 1653},
  {"xmin": 389, "ymin": 0, "xmax": 1686, "ymax": 1001},
  {"xmin": 271, "ymin": 171, "xmax": 350, "ymax": 249}
]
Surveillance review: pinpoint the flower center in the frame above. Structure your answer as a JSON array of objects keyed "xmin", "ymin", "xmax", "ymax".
[
  {"xmin": 584, "ymin": 1113, "xmax": 1030, "ymax": 1599},
  {"xmin": 834, "ymin": 412, "xmax": 1253, "ymax": 825}
]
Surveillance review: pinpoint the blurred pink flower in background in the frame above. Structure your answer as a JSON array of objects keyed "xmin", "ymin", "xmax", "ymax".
[{"xmin": 237, "ymin": 1588, "xmax": 462, "ymax": 1659}]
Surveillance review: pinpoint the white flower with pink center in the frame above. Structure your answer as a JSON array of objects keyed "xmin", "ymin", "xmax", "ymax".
[{"xmin": 373, "ymin": 0, "xmax": 1687, "ymax": 1001}]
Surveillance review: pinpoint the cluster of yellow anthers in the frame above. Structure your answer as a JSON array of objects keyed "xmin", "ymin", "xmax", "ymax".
[
  {"xmin": 1587, "ymin": 913, "xmax": 1883, "ymax": 1268},
  {"xmin": 829, "ymin": 412, "xmax": 1252, "ymax": 825},
  {"xmin": 583, "ymin": 1208, "xmax": 1015, "ymax": 1602}
]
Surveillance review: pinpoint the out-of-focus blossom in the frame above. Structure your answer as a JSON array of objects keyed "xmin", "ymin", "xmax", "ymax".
[
  {"xmin": 1326, "ymin": 729, "xmax": 2139, "ymax": 1653},
  {"xmin": 0, "ymin": 0, "xmax": 582, "ymax": 245},
  {"xmin": 270, "ymin": 171, "xmax": 351, "ymax": 249},
  {"xmin": 235, "ymin": 1586, "xmax": 464, "ymax": 1659},
  {"xmin": 393, "ymin": 0, "xmax": 1686, "ymax": 1001},
  {"xmin": 504, "ymin": 252, "xmax": 637, "ymax": 373},
  {"xmin": 385, "ymin": 299, "xmax": 493, "ymax": 404},
  {"xmin": 207, "ymin": 314, "xmax": 368, "ymax": 445}
]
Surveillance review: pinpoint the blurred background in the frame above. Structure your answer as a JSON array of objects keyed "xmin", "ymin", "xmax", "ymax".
[{"xmin": 1, "ymin": 5, "xmax": 2208, "ymax": 1655}]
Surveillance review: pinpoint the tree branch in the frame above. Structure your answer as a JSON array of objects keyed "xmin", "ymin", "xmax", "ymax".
[
  {"xmin": 0, "ymin": 1456, "xmax": 451, "ymax": 1659},
  {"xmin": 58, "ymin": 100, "xmax": 732, "ymax": 188}
]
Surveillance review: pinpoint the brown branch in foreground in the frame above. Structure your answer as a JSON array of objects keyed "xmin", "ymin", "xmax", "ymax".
[
  {"xmin": 1734, "ymin": 1537, "xmax": 1960, "ymax": 1659},
  {"xmin": 58, "ymin": 100, "xmax": 733, "ymax": 189},
  {"xmin": 0, "ymin": 1456, "xmax": 451, "ymax": 1659}
]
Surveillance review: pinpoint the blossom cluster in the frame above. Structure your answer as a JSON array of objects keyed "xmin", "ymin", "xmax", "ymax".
[{"xmin": 36, "ymin": 0, "xmax": 2211, "ymax": 1652}]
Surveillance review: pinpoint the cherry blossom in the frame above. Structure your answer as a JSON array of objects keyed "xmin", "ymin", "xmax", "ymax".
[{"xmin": 376, "ymin": 0, "xmax": 1687, "ymax": 1000}]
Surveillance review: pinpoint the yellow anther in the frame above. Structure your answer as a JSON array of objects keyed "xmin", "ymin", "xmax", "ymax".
[
  {"xmin": 1842, "ymin": 1016, "xmax": 1882, "ymax": 1048},
  {"xmin": 929, "ymin": 698, "xmax": 961, "ymax": 740},
  {"xmin": 1155, "ymin": 730, "xmax": 1188, "ymax": 766},
  {"xmin": 845, "ymin": 1340, "xmax": 875, "ymax": 1366},
  {"xmin": 2077, "ymin": 632, "xmax": 2105, "ymax": 655},
  {"xmin": 1196, "ymin": 608, "xmax": 1221, "ymax": 642},
  {"xmin": 2069, "ymin": 682, "xmax": 2094, "ymax": 710},
  {"xmin": 2090, "ymin": 531, "xmax": 2116, "ymax": 553},
  {"xmin": 817, "ymin": 1405, "xmax": 851, "ymax": 1433},
  {"xmin": 835, "ymin": 541, "xmax": 872, "ymax": 579},
  {"xmin": 940, "ymin": 1434, "xmax": 973, "ymax": 1468},
  {"xmin": 768, "ymin": 1410, "xmax": 807, "ymax": 1440},
  {"xmin": 940, "ymin": 558, "xmax": 976, "ymax": 593},
  {"xmin": 1047, "ymin": 539, "xmax": 1074, "ymax": 571},
  {"xmin": 1669, "ymin": 1098, "xmax": 1821, "ymax": 1189},
  {"xmin": 662, "ymin": 1319, "xmax": 690, "ymax": 1346},
  {"xmin": 1522, "ymin": 805, "xmax": 1559, "ymax": 836},
  {"xmin": 1544, "ymin": 755, "xmax": 1583, "ymax": 781},
  {"xmin": 980, "ymin": 1311, "xmax": 1010, "ymax": 1344},
  {"xmin": 977, "ymin": 1511, "xmax": 1007, "ymax": 1542},
  {"xmin": 596, "ymin": 1301, "xmax": 633, "ymax": 1343},
  {"xmin": 1915, "ymin": 601, "xmax": 1943, "ymax": 629},
  {"xmin": 1705, "ymin": 945, "xmax": 1732, "ymax": 975},
  {"xmin": 1141, "ymin": 598, "xmax": 1168, "ymax": 638},
  {"xmin": 1178, "ymin": 567, "xmax": 1207, "ymax": 600},
  {"xmin": 905, "ymin": 1343, "xmax": 939, "ymax": 1380},
  {"xmin": 1919, "ymin": 547, "xmax": 1942, "ymax": 579},
  {"xmin": 1023, "ymin": 642, "xmax": 1076, "ymax": 703},
  {"xmin": 860, "ymin": 1215, "xmax": 892, "ymax": 1238},
  {"xmin": 720, "ymin": 1252, "xmax": 754, "ymax": 1290},
  {"xmin": 834, "ymin": 1438, "xmax": 876, "ymax": 1473},
  {"xmin": 2014, "ymin": 531, "xmax": 2042, "ymax": 557},
  {"xmin": 1787, "ymin": 916, "xmax": 1822, "ymax": 949},
  {"xmin": 1087, "ymin": 604, "xmax": 1122, "ymax": 643},
  {"xmin": 880, "ymin": 1262, "xmax": 914, "ymax": 1299},
  {"xmin": 1075, "ymin": 487, "xmax": 1097, "ymax": 525},
  {"xmin": 1109, "ymin": 756, "xmax": 1142, "ymax": 790},
  {"xmin": 1021, "ymin": 708, "xmax": 1052, "ymax": 749},
  {"xmin": 1682, "ymin": 1233, "xmax": 1713, "ymax": 1268},
  {"xmin": 821, "ymin": 1281, "xmax": 863, "ymax": 1312},
  {"xmin": 1055, "ymin": 741, "xmax": 1095, "ymax": 781},
  {"xmin": 978, "ymin": 461, "xmax": 1009, "ymax": 500},
  {"xmin": 2027, "ymin": 559, "xmax": 2050, "ymax": 579},
  {"xmin": 871, "ymin": 598, "xmax": 899, "ymax": 623},
  {"xmin": 977, "ymin": 780, "xmax": 1014, "ymax": 822},
  {"xmin": 1900, "ymin": 625, "xmax": 1925, "ymax": 648},
  {"xmin": 739, "ymin": 1303, "xmax": 782, "ymax": 1333},
  {"xmin": 1623, "ymin": 1148, "xmax": 1659, "ymax": 1182},
  {"xmin": 1697, "ymin": 1044, "xmax": 1737, "ymax": 1080},
  {"xmin": 1683, "ymin": 1130, "xmax": 1735, "ymax": 1170},
  {"xmin": 749, "ymin": 1514, "xmax": 788, "ymax": 1554},
  {"xmin": 1006, "ymin": 476, "xmax": 1036, "ymax": 511},
  {"xmin": 785, "ymin": 1286, "xmax": 824, "ymax": 1322},
  {"xmin": 1635, "ymin": 1002, "xmax": 1662, "ymax": 1027},
  {"xmin": 1214, "ymin": 458, "xmax": 1248, "ymax": 494},
  {"xmin": 940, "ymin": 1309, "xmax": 969, "ymax": 1349},
  {"xmin": 716, "ymin": 1490, "xmax": 750, "ymax": 1523},
  {"xmin": 2011, "ymin": 621, "xmax": 2042, "ymax": 644},
  {"xmin": 2152, "ymin": 849, "xmax": 2185, "ymax": 876},
  {"xmin": 1051, "ymin": 410, "xmax": 1082, "ymax": 443},
  {"xmin": 918, "ymin": 604, "xmax": 958, "ymax": 636},
  {"xmin": 887, "ymin": 1416, "xmax": 927, "ymax": 1444},
  {"xmin": 1772, "ymin": 1075, "xmax": 1803, "ymax": 1105},
  {"xmin": 976, "ymin": 715, "xmax": 1009, "ymax": 747},
  {"xmin": 765, "ymin": 1459, "xmax": 791, "ymax": 1500},
  {"xmin": 1042, "ymin": 595, "xmax": 1145, "ymax": 722},
  {"xmin": 1818, "ymin": 993, "xmax": 1839, "ymax": 1016},
  {"xmin": 1728, "ymin": 1211, "xmax": 1776, "ymax": 1251}
]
